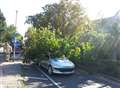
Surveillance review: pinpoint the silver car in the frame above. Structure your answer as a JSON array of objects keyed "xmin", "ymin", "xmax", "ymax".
[{"xmin": 40, "ymin": 57, "xmax": 75, "ymax": 75}]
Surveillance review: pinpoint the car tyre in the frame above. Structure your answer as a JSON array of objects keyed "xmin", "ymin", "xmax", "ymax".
[
  {"xmin": 48, "ymin": 66, "xmax": 53, "ymax": 75},
  {"xmin": 38, "ymin": 63, "xmax": 41, "ymax": 66}
]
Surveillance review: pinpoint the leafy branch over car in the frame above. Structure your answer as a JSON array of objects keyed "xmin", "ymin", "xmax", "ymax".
[{"xmin": 24, "ymin": 0, "xmax": 120, "ymax": 78}]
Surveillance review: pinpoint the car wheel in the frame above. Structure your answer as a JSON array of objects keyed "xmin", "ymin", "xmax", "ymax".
[
  {"xmin": 38, "ymin": 63, "xmax": 41, "ymax": 66},
  {"xmin": 48, "ymin": 66, "xmax": 53, "ymax": 75}
]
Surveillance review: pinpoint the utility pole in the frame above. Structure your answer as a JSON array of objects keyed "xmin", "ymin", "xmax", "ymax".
[
  {"xmin": 15, "ymin": 10, "xmax": 18, "ymax": 27},
  {"xmin": 13, "ymin": 10, "xmax": 18, "ymax": 60}
]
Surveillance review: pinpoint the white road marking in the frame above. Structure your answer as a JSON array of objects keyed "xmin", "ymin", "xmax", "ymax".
[
  {"xmin": 35, "ymin": 65, "xmax": 62, "ymax": 88},
  {"xmin": 24, "ymin": 76, "xmax": 48, "ymax": 80}
]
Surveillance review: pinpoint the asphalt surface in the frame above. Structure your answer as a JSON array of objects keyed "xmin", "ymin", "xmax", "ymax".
[
  {"xmin": 22, "ymin": 63, "xmax": 120, "ymax": 88},
  {"xmin": 41, "ymin": 67, "xmax": 120, "ymax": 88},
  {"xmin": 1, "ymin": 53, "xmax": 120, "ymax": 88},
  {"xmin": 22, "ymin": 64, "xmax": 57, "ymax": 88}
]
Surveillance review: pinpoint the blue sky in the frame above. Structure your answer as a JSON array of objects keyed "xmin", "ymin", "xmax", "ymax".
[{"xmin": 0, "ymin": 0, "xmax": 120, "ymax": 36}]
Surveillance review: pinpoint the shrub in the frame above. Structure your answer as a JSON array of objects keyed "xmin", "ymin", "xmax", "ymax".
[{"xmin": 24, "ymin": 28, "xmax": 94, "ymax": 63}]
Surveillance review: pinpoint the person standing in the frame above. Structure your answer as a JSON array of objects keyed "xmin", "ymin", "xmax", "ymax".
[{"xmin": 3, "ymin": 42, "xmax": 12, "ymax": 61}]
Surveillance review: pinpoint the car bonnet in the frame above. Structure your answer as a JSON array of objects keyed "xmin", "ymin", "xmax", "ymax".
[{"xmin": 50, "ymin": 58, "xmax": 74, "ymax": 68}]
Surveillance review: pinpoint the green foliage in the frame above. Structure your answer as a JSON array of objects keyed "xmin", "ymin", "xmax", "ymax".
[
  {"xmin": 26, "ymin": 0, "xmax": 92, "ymax": 36},
  {"xmin": 3, "ymin": 25, "xmax": 16, "ymax": 42},
  {"xmin": 15, "ymin": 33, "xmax": 23, "ymax": 41},
  {"xmin": 101, "ymin": 61, "xmax": 119, "ymax": 76},
  {"xmin": 25, "ymin": 28, "xmax": 60, "ymax": 62},
  {"xmin": 0, "ymin": 9, "xmax": 6, "ymax": 30},
  {"xmin": 0, "ymin": 9, "xmax": 6, "ymax": 42},
  {"xmin": 24, "ymin": 27, "xmax": 94, "ymax": 65},
  {"xmin": 24, "ymin": 0, "xmax": 120, "ymax": 78}
]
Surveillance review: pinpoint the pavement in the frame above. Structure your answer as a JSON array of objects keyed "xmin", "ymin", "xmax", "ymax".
[{"xmin": 0, "ymin": 54, "xmax": 23, "ymax": 88}]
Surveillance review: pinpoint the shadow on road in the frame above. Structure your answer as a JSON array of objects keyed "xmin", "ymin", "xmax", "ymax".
[
  {"xmin": 2, "ymin": 61, "xmax": 118, "ymax": 88},
  {"xmin": 40, "ymin": 65, "xmax": 119, "ymax": 88},
  {"xmin": 0, "ymin": 53, "xmax": 5, "ymax": 63},
  {"xmin": 2, "ymin": 62, "xmax": 21, "ymax": 76},
  {"xmin": 22, "ymin": 64, "xmax": 57, "ymax": 88},
  {"xmin": 0, "ymin": 53, "xmax": 119, "ymax": 88}
]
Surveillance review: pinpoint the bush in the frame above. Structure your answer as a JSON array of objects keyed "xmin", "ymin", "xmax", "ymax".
[
  {"xmin": 24, "ymin": 28, "xmax": 94, "ymax": 64},
  {"xmin": 101, "ymin": 61, "xmax": 119, "ymax": 77},
  {"xmin": 24, "ymin": 28, "xmax": 63, "ymax": 63}
]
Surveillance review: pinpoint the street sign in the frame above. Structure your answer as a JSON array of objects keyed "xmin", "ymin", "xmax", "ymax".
[{"xmin": 13, "ymin": 35, "xmax": 16, "ymax": 60}]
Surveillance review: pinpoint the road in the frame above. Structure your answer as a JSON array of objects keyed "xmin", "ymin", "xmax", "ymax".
[
  {"xmin": 22, "ymin": 63, "xmax": 120, "ymax": 88},
  {"xmin": 22, "ymin": 64, "xmax": 57, "ymax": 88}
]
